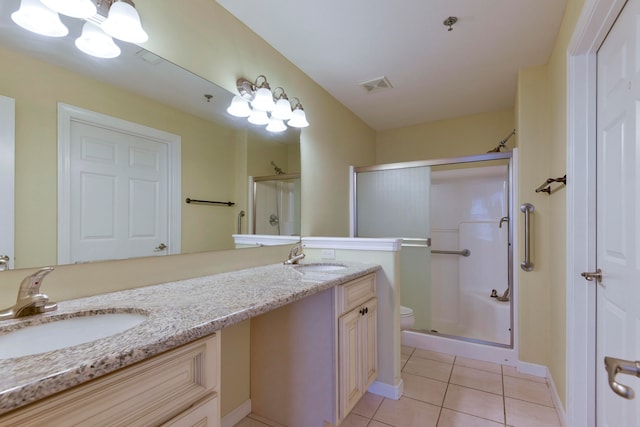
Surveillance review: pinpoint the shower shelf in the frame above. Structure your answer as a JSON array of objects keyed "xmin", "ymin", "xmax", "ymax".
[{"xmin": 535, "ymin": 175, "xmax": 566, "ymax": 195}]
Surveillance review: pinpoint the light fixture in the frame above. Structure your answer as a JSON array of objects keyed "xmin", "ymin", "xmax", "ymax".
[
  {"xmin": 40, "ymin": 0, "xmax": 97, "ymax": 19},
  {"xmin": 9, "ymin": 0, "xmax": 149, "ymax": 59},
  {"xmin": 226, "ymin": 95, "xmax": 252, "ymax": 118},
  {"xmin": 227, "ymin": 75, "xmax": 310, "ymax": 132},
  {"xmin": 248, "ymin": 109, "xmax": 270, "ymax": 126},
  {"xmin": 266, "ymin": 118, "xmax": 287, "ymax": 133},
  {"xmin": 75, "ymin": 21, "xmax": 121, "ymax": 59},
  {"xmin": 11, "ymin": 0, "xmax": 69, "ymax": 37},
  {"xmin": 250, "ymin": 75, "xmax": 275, "ymax": 112},
  {"xmin": 287, "ymin": 99, "xmax": 309, "ymax": 128},
  {"xmin": 102, "ymin": 0, "xmax": 148, "ymax": 44}
]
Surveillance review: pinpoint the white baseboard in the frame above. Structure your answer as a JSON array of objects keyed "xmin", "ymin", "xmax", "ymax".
[
  {"xmin": 221, "ymin": 399, "xmax": 251, "ymax": 427},
  {"xmin": 546, "ymin": 368, "xmax": 567, "ymax": 427},
  {"xmin": 517, "ymin": 361, "xmax": 566, "ymax": 427},
  {"xmin": 368, "ymin": 379, "xmax": 403, "ymax": 400},
  {"xmin": 517, "ymin": 360, "xmax": 548, "ymax": 378}
]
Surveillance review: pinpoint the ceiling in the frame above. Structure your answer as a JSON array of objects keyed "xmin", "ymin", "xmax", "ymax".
[{"xmin": 216, "ymin": 0, "xmax": 568, "ymax": 131}]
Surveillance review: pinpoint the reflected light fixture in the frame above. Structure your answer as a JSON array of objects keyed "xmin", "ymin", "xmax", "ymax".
[
  {"xmin": 9, "ymin": 0, "xmax": 148, "ymax": 59},
  {"xmin": 75, "ymin": 21, "xmax": 121, "ymax": 58},
  {"xmin": 227, "ymin": 75, "xmax": 310, "ymax": 132},
  {"xmin": 11, "ymin": 0, "xmax": 69, "ymax": 37}
]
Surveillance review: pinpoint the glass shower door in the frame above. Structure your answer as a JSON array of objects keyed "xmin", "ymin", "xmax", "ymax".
[{"xmin": 354, "ymin": 166, "xmax": 432, "ymax": 331}]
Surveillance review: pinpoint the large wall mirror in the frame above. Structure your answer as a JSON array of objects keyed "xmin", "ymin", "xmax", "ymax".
[{"xmin": 0, "ymin": 0, "xmax": 300, "ymax": 270}]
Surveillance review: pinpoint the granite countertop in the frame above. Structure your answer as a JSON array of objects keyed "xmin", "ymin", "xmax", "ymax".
[{"xmin": 0, "ymin": 261, "xmax": 380, "ymax": 415}]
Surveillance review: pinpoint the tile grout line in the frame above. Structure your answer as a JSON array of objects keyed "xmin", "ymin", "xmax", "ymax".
[{"xmin": 501, "ymin": 365, "xmax": 507, "ymax": 427}]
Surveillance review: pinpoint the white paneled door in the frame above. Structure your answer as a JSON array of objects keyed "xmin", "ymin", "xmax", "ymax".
[
  {"xmin": 596, "ymin": 0, "xmax": 640, "ymax": 424},
  {"xmin": 58, "ymin": 104, "xmax": 181, "ymax": 264}
]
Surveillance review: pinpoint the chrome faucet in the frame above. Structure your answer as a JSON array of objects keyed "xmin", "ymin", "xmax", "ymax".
[
  {"xmin": 0, "ymin": 267, "xmax": 57, "ymax": 320},
  {"xmin": 284, "ymin": 243, "xmax": 305, "ymax": 265}
]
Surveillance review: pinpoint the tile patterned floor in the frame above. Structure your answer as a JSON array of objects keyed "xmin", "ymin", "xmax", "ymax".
[{"xmin": 235, "ymin": 346, "xmax": 563, "ymax": 427}]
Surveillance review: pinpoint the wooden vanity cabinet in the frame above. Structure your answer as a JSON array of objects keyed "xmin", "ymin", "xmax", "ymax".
[
  {"xmin": 0, "ymin": 334, "xmax": 220, "ymax": 427},
  {"xmin": 250, "ymin": 273, "xmax": 378, "ymax": 426}
]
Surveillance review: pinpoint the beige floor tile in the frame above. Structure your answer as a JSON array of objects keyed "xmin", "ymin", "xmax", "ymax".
[
  {"xmin": 340, "ymin": 412, "xmax": 370, "ymax": 427},
  {"xmin": 502, "ymin": 365, "xmax": 546, "ymax": 383},
  {"xmin": 503, "ymin": 376, "xmax": 554, "ymax": 407},
  {"xmin": 450, "ymin": 365, "xmax": 503, "ymax": 395},
  {"xmin": 401, "ymin": 353, "xmax": 410, "ymax": 368},
  {"xmin": 505, "ymin": 397, "xmax": 562, "ymax": 427},
  {"xmin": 373, "ymin": 396, "xmax": 440, "ymax": 427},
  {"xmin": 401, "ymin": 345, "xmax": 415, "ymax": 356},
  {"xmin": 402, "ymin": 372, "xmax": 448, "ymax": 406},
  {"xmin": 368, "ymin": 421, "xmax": 395, "ymax": 427},
  {"xmin": 351, "ymin": 391, "xmax": 384, "ymax": 418},
  {"xmin": 412, "ymin": 348, "xmax": 456, "ymax": 363},
  {"xmin": 454, "ymin": 357, "xmax": 502, "ymax": 374},
  {"xmin": 235, "ymin": 416, "xmax": 272, "ymax": 427},
  {"xmin": 403, "ymin": 356, "xmax": 453, "ymax": 382},
  {"xmin": 437, "ymin": 408, "xmax": 505, "ymax": 427},
  {"xmin": 246, "ymin": 414, "xmax": 286, "ymax": 427},
  {"xmin": 443, "ymin": 384, "xmax": 505, "ymax": 424}
]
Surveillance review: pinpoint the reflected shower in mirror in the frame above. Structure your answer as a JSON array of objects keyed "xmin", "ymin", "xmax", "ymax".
[{"xmin": 0, "ymin": 0, "xmax": 300, "ymax": 269}]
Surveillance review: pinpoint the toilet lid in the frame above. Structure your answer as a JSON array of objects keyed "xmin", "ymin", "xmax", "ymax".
[{"xmin": 400, "ymin": 306, "xmax": 413, "ymax": 317}]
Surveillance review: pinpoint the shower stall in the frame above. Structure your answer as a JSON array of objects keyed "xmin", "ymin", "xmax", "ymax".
[
  {"xmin": 352, "ymin": 151, "xmax": 517, "ymax": 361},
  {"xmin": 249, "ymin": 173, "xmax": 301, "ymax": 236}
]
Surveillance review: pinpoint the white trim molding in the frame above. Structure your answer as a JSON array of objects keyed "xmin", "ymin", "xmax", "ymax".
[
  {"xmin": 302, "ymin": 237, "xmax": 402, "ymax": 252},
  {"xmin": 221, "ymin": 399, "xmax": 251, "ymax": 427},
  {"xmin": 0, "ymin": 95, "xmax": 15, "ymax": 270},
  {"xmin": 368, "ymin": 379, "xmax": 403, "ymax": 400},
  {"xmin": 232, "ymin": 234, "xmax": 300, "ymax": 247},
  {"xmin": 566, "ymin": 1, "xmax": 626, "ymax": 426}
]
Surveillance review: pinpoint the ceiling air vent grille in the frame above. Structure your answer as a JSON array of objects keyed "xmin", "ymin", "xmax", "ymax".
[{"xmin": 360, "ymin": 76, "xmax": 393, "ymax": 93}]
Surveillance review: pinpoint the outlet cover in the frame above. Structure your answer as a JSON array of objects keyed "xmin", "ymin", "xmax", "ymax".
[{"xmin": 321, "ymin": 249, "xmax": 336, "ymax": 260}]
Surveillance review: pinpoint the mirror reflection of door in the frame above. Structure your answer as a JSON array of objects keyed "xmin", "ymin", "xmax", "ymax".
[
  {"xmin": 58, "ymin": 104, "xmax": 181, "ymax": 264},
  {"xmin": 0, "ymin": 95, "xmax": 14, "ymax": 270}
]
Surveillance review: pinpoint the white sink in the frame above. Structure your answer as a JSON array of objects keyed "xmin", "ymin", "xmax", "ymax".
[
  {"xmin": 294, "ymin": 263, "xmax": 347, "ymax": 272},
  {"xmin": 0, "ymin": 312, "xmax": 148, "ymax": 359}
]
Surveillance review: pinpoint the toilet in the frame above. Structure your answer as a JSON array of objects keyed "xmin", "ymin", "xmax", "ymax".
[{"xmin": 400, "ymin": 305, "xmax": 415, "ymax": 330}]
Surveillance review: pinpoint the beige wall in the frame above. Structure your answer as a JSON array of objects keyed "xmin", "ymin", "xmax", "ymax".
[{"xmin": 375, "ymin": 108, "xmax": 515, "ymax": 163}]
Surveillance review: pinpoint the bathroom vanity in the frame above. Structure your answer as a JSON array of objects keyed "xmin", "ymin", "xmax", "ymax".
[{"xmin": 0, "ymin": 262, "xmax": 380, "ymax": 426}]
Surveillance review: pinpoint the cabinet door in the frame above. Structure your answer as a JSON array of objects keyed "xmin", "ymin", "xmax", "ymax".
[
  {"xmin": 362, "ymin": 298, "xmax": 378, "ymax": 389},
  {"xmin": 338, "ymin": 307, "xmax": 363, "ymax": 418}
]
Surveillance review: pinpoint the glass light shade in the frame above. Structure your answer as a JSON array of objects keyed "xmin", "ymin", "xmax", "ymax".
[
  {"xmin": 266, "ymin": 118, "xmax": 287, "ymax": 133},
  {"xmin": 11, "ymin": 0, "xmax": 69, "ymax": 37},
  {"xmin": 75, "ymin": 22, "xmax": 121, "ymax": 59},
  {"xmin": 287, "ymin": 108, "xmax": 309, "ymax": 128},
  {"xmin": 226, "ymin": 95, "xmax": 252, "ymax": 118},
  {"xmin": 251, "ymin": 87, "xmax": 275, "ymax": 112},
  {"xmin": 40, "ymin": 0, "xmax": 96, "ymax": 19},
  {"xmin": 102, "ymin": 1, "xmax": 148, "ymax": 44},
  {"xmin": 271, "ymin": 98, "xmax": 293, "ymax": 121},
  {"xmin": 247, "ymin": 109, "xmax": 270, "ymax": 126}
]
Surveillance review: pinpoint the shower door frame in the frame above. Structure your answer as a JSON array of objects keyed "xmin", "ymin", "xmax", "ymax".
[{"xmin": 351, "ymin": 151, "xmax": 517, "ymax": 349}]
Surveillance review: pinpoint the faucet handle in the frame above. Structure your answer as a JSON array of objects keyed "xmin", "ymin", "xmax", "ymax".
[{"xmin": 17, "ymin": 267, "xmax": 55, "ymax": 299}]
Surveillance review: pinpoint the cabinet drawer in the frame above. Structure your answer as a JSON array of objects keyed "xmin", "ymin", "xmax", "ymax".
[
  {"xmin": 161, "ymin": 394, "xmax": 219, "ymax": 427},
  {"xmin": 1, "ymin": 334, "xmax": 219, "ymax": 427},
  {"xmin": 336, "ymin": 273, "xmax": 376, "ymax": 316}
]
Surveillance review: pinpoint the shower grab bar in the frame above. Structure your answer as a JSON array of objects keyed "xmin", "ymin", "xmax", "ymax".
[
  {"xmin": 432, "ymin": 249, "xmax": 471, "ymax": 257},
  {"xmin": 237, "ymin": 210, "xmax": 245, "ymax": 234},
  {"xmin": 521, "ymin": 203, "xmax": 534, "ymax": 271}
]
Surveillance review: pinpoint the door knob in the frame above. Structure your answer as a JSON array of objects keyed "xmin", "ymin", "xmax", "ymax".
[
  {"xmin": 154, "ymin": 243, "xmax": 167, "ymax": 252},
  {"xmin": 604, "ymin": 356, "xmax": 640, "ymax": 399},
  {"xmin": 581, "ymin": 269, "xmax": 602, "ymax": 283}
]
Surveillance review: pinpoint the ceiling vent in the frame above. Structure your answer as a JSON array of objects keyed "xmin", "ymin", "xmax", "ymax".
[{"xmin": 360, "ymin": 76, "xmax": 393, "ymax": 93}]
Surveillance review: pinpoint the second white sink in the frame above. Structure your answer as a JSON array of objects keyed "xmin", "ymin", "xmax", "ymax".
[{"xmin": 0, "ymin": 312, "xmax": 148, "ymax": 359}]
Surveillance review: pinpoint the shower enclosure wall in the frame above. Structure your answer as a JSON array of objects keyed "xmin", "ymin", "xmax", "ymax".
[{"xmin": 352, "ymin": 151, "xmax": 516, "ymax": 361}]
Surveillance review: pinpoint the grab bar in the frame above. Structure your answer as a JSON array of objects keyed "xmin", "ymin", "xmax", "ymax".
[
  {"xmin": 432, "ymin": 249, "xmax": 471, "ymax": 257},
  {"xmin": 521, "ymin": 203, "xmax": 534, "ymax": 271},
  {"xmin": 237, "ymin": 210, "xmax": 245, "ymax": 234}
]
